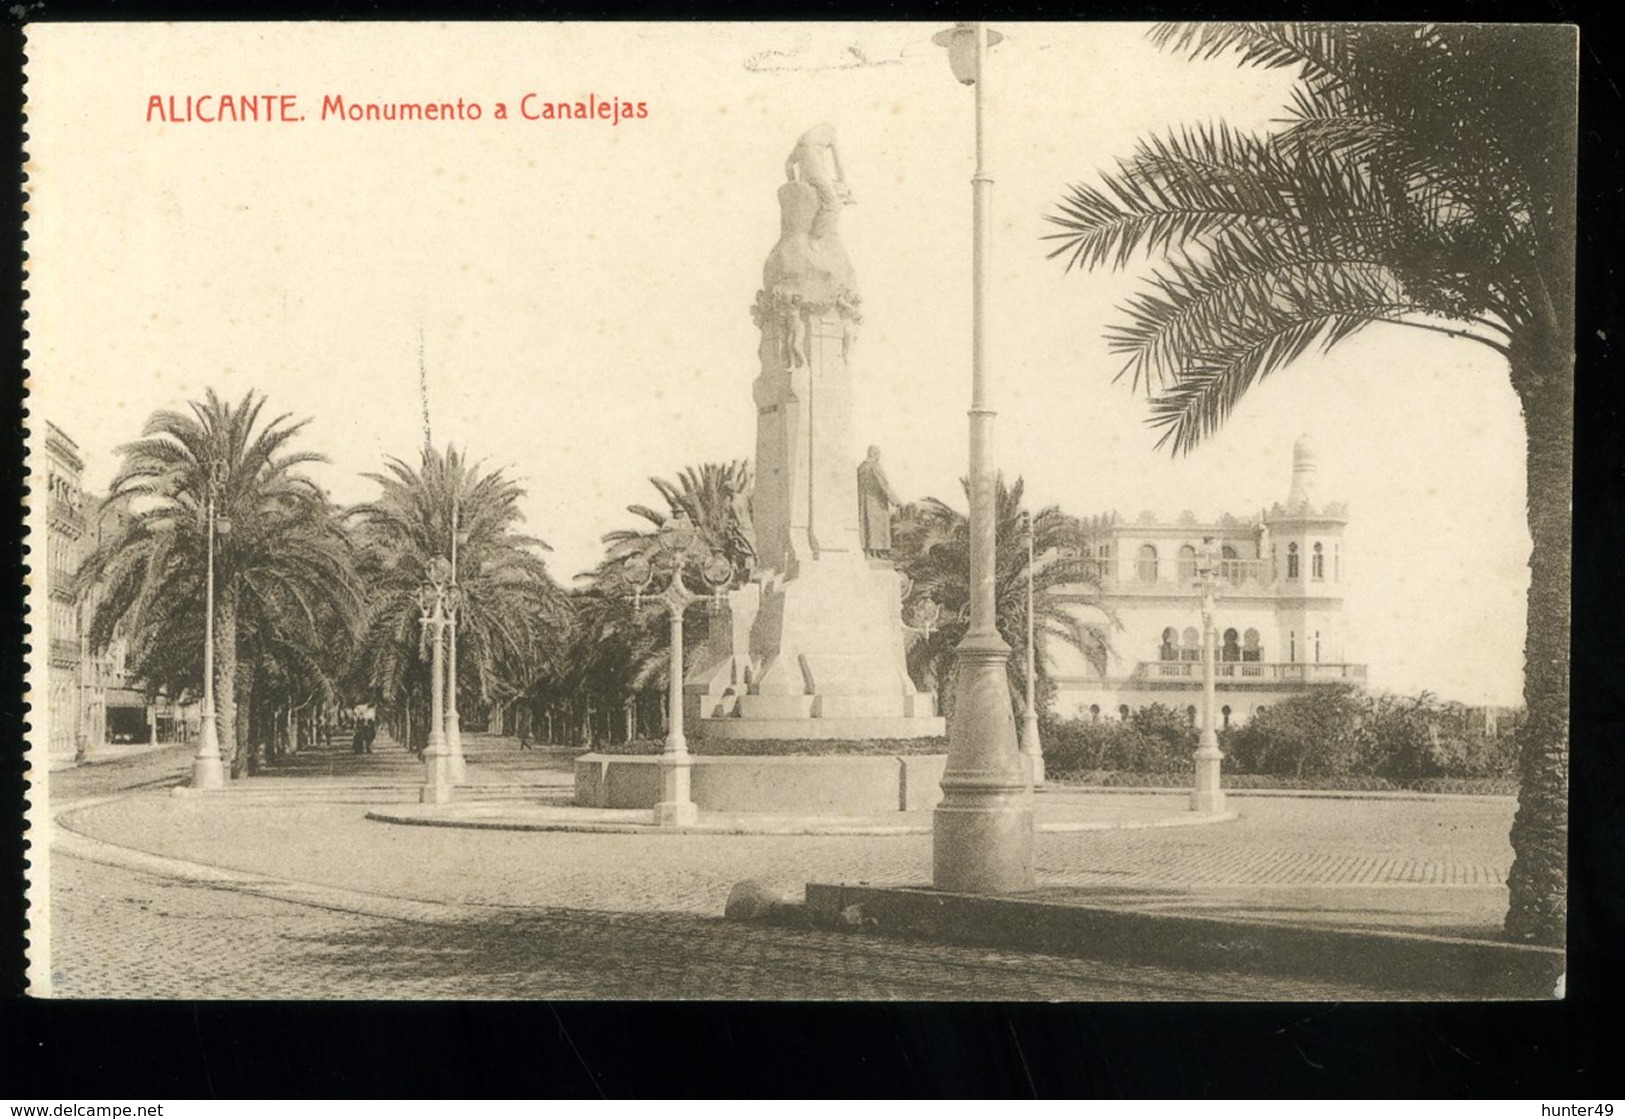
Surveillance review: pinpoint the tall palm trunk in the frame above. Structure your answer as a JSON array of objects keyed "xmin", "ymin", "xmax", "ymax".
[
  {"xmin": 1504, "ymin": 301, "xmax": 1574, "ymax": 946},
  {"xmin": 214, "ymin": 581, "xmax": 239, "ymax": 771}
]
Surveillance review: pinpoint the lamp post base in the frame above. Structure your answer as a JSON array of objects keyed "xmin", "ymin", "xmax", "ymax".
[
  {"xmin": 190, "ymin": 719, "xmax": 226, "ymax": 790},
  {"xmin": 1019, "ymin": 710, "xmax": 1045, "ymax": 787},
  {"xmin": 446, "ymin": 710, "xmax": 466, "ymax": 784},
  {"xmin": 1191, "ymin": 742, "xmax": 1225, "ymax": 814},
  {"xmin": 654, "ymin": 754, "xmax": 698, "ymax": 827},
  {"xmin": 933, "ymin": 635, "xmax": 1035, "ymax": 893},
  {"xmin": 421, "ymin": 740, "xmax": 457, "ymax": 804},
  {"xmin": 190, "ymin": 756, "xmax": 226, "ymax": 790}
]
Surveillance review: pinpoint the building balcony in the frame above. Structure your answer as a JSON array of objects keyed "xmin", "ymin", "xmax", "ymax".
[
  {"xmin": 1132, "ymin": 660, "xmax": 1366, "ymax": 686},
  {"xmin": 50, "ymin": 638, "xmax": 82, "ymax": 668},
  {"xmin": 48, "ymin": 495, "xmax": 86, "ymax": 535}
]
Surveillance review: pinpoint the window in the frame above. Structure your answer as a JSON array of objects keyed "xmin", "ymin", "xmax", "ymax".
[
  {"xmin": 1186, "ymin": 705, "xmax": 1197, "ymax": 727},
  {"xmin": 1243, "ymin": 628, "xmax": 1261, "ymax": 662},
  {"xmin": 1181, "ymin": 626, "xmax": 1201, "ymax": 661},
  {"xmin": 1159, "ymin": 627, "xmax": 1178, "ymax": 661},
  {"xmin": 1177, "ymin": 544, "xmax": 1196, "ymax": 583},
  {"xmin": 1221, "ymin": 704, "xmax": 1232, "ymax": 730},
  {"xmin": 1136, "ymin": 544, "xmax": 1159, "ymax": 583},
  {"xmin": 1335, "ymin": 543, "xmax": 1341, "ymax": 582},
  {"xmin": 1287, "ymin": 543, "xmax": 1300, "ymax": 579},
  {"xmin": 1315, "ymin": 630, "xmax": 1322, "ymax": 664},
  {"xmin": 1222, "ymin": 628, "xmax": 1240, "ymax": 662},
  {"xmin": 1089, "ymin": 704, "xmax": 1100, "ymax": 722},
  {"xmin": 1312, "ymin": 542, "xmax": 1324, "ymax": 580},
  {"xmin": 1118, "ymin": 704, "xmax": 1130, "ymax": 721},
  {"xmin": 1289, "ymin": 630, "xmax": 1297, "ymax": 663}
]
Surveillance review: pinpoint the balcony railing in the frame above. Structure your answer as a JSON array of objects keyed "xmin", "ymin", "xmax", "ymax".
[
  {"xmin": 1135, "ymin": 660, "xmax": 1366, "ymax": 683},
  {"xmin": 50, "ymin": 638, "xmax": 82, "ymax": 667},
  {"xmin": 1100, "ymin": 557, "xmax": 1274, "ymax": 591}
]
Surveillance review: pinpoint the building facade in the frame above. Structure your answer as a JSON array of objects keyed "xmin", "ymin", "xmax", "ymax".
[
  {"xmin": 43, "ymin": 423, "xmax": 87, "ymax": 762},
  {"xmin": 1049, "ymin": 437, "xmax": 1365, "ymax": 726}
]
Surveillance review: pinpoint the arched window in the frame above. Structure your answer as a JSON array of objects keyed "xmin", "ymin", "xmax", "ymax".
[
  {"xmin": 1221, "ymin": 704, "xmax": 1232, "ymax": 730},
  {"xmin": 1089, "ymin": 704, "xmax": 1100, "ymax": 722},
  {"xmin": 1243, "ymin": 628, "xmax": 1261, "ymax": 662},
  {"xmin": 1220, "ymin": 544, "xmax": 1240, "ymax": 584},
  {"xmin": 1287, "ymin": 542, "xmax": 1300, "ymax": 579},
  {"xmin": 1118, "ymin": 704, "xmax": 1131, "ymax": 722},
  {"xmin": 1312, "ymin": 542, "xmax": 1324, "ymax": 580},
  {"xmin": 1177, "ymin": 544, "xmax": 1196, "ymax": 583},
  {"xmin": 1186, "ymin": 705, "xmax": 1197, "ymax": 727},
  {"xmin": 1159, "ymin": 627, "xmax": 1178, "ymax": 661},
  {"xmin": 1136, "ymin": 544, "xmax": 1159, "ymax": 583},
  {"xmin": 1182, "ymin": 626, "xmax": 1201, "ymax": 662},
  {"xmin": 1222, "ymin": 628, "xmax": 1241, "ymax": 662}
]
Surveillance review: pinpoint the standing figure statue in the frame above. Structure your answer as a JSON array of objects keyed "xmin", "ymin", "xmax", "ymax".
[
  {"xmin": 784, "ymin": 122, "xmax": 854, "ymax": 214},
  {"xmin": 857, "ymin": 445, "xmax": 900, "ymax": 558}
]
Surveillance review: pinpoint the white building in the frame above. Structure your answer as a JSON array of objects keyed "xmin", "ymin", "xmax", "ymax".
[{"xmin": 1049, "ymin": 437, "xmax": 1365, "ymax": 727}]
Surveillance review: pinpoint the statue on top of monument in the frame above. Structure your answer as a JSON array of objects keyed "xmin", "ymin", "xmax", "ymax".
[
  {"xmin": 757, "ymin": 125, "xmax": 862, "ymax": 375},
  {"xmin": 785, "ymin": 122, "xmax": 855, "ymax": 214},
  {"xmin": 857, "ymin": 445, "xmax": 900, "ymax": 558}
]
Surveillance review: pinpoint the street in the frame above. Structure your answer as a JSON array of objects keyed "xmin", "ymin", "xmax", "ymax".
[{"xmin": 42, "ymin": 745, "xmax": 1463, "ymax": 1000}]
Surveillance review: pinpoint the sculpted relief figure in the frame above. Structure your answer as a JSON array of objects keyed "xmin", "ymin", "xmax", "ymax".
[{"xmin": 857, "ymin": 445, "xmax": 900, "ymax": 558}]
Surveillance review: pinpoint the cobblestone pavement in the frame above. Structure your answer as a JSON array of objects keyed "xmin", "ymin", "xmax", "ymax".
[
  {"xmin": 49, "ymin": 852, "xmax": 1422, "ymax": 1000},
  {"xmin": 38, "ymin": 734, "xmax": 1516, "ymax": 998}
]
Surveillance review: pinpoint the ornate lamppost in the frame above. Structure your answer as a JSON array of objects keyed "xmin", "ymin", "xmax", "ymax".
[
  {"xmin": 444, "ymin": 497, "xmax": 466, "ymax": 784},
  {"xmin": 1017, "ymin": 511, "xmax": 1044, "ymax": 786},
  {"xmin": 930, "ymin": 21, "xmax": 1034, "ymax": 893},
  {"xmin": 417, "ymin": 554, "xmax": 461, "ymax": 805},
  {"xmin": 620, "ymin": 513, "xmax": 734, "ymax": 827},
  {"xmin": 190, "ymin": 461, "xmax": 229, "ymax": 789},
  {"xmin": 1192, "ymin": 536, "xmax": 1226, "ymax": 813}
]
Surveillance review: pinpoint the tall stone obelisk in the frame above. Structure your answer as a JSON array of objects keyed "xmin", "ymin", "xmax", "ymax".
[{"xmin": 688, "ymin": 125, "xmax": 944, "ymax": 741}]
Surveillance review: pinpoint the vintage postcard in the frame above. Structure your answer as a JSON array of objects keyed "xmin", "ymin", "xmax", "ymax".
[{"xmin": 22, "ymin": 22, "xmax": 1574, "ymax": 1000}]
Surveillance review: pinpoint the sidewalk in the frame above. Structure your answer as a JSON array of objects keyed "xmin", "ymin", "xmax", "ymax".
[{"xmin": 49, "ymin": 731, "xmax": 1545, "ymax": 995}]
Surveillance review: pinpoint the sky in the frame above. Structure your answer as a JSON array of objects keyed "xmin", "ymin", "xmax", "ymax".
[{"xmin": 25, "ymin": 22, "xmax": 1533, "ymax": 705}]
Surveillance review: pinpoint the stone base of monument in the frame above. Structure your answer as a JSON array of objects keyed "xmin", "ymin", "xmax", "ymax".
[
  {"xmin": 574, "ymin": 752, "xmax": 949, "ymax": 814},
  {"xmin": 687, "ymin": 556, "xmax": 945, "ymax": 741}
]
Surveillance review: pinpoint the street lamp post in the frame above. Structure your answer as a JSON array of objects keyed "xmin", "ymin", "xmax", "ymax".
[
  {"xmin": 190, "ymin": 463, "xmax": 228, "ymax": 789},
  {"xmin": 1192, "ymin": 537, "xmax": 1226, "ymax": 813},
  {"xmin": 621, "ymin": 515, "xmax": 733, "ymax": 828},
  {"xmin": 444, "ymin": 498, "xmax": 466, "ymax": 784},
  {"xmin": 1017, "ymin": 512, "xmax": 1044, "ymax": 786},
  {"xmin": 931, "ymin": 21, "xmax": 1035, "ymax": 894},
  {"xmin": 418, "ymin": 555, "xmax": 459, "ymax": 805}
]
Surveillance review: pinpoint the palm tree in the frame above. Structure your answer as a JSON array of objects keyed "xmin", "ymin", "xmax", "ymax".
[
  {"xmin": 1043, "ymin": 23, "xmax": 1574, "ymax": 944},
  {"xmin": 347, "ymin": 446, "xmax": 570, "ymax": 744},
  {"xmin": 894, "ymin": 476, "xmax": 1112, "ymax": 721},
  {"xmin": 602, "ymin": 460, "xmax": 756, "ymax": 575},
  {"xmin": 558, "ymin": 460, "xmax": 756, "ymax": 745},
  {"xmin": 80, "ymin": 389, "xmax": 360, "ymax": 774}
]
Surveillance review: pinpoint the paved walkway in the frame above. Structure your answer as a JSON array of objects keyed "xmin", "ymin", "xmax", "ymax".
[{"xmin": 48, "ymin": 732, "xmax": 1516, "ymax": 947}]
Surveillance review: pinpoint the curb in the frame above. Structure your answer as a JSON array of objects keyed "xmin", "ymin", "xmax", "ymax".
[{"xmin": 804, "ymin": 883, "xmax": 1563, "ymax": 1000}]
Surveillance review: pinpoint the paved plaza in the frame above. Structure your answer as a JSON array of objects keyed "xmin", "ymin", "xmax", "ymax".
[{"xmin": 39, "ymin": 734, "xmax": 1521, "ymax": 999}]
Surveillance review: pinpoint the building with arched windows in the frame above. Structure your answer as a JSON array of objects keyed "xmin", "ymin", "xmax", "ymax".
[{"xmin": 1049, "ymin": 437, "xmax": 1363, "ymax": 725}]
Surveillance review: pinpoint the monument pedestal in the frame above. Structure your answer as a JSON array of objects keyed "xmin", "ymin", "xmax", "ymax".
[{"xmin": 687, "ymin": 155, "xmax": 942, "ymax": 746}]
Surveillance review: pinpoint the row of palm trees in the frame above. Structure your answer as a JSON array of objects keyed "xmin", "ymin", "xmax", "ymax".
[
  {"xmin": 80, "ymin": 389, "xmax": 571, "ymax": 772},
  {"xmin": 80, "ymin": 389, "xmax": 1105, "ymax": 771}
]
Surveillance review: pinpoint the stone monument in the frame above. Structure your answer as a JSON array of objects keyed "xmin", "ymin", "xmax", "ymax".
[{"xmin": 687, "ymin": 125, "xmax": 945, "ymax": 741}]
